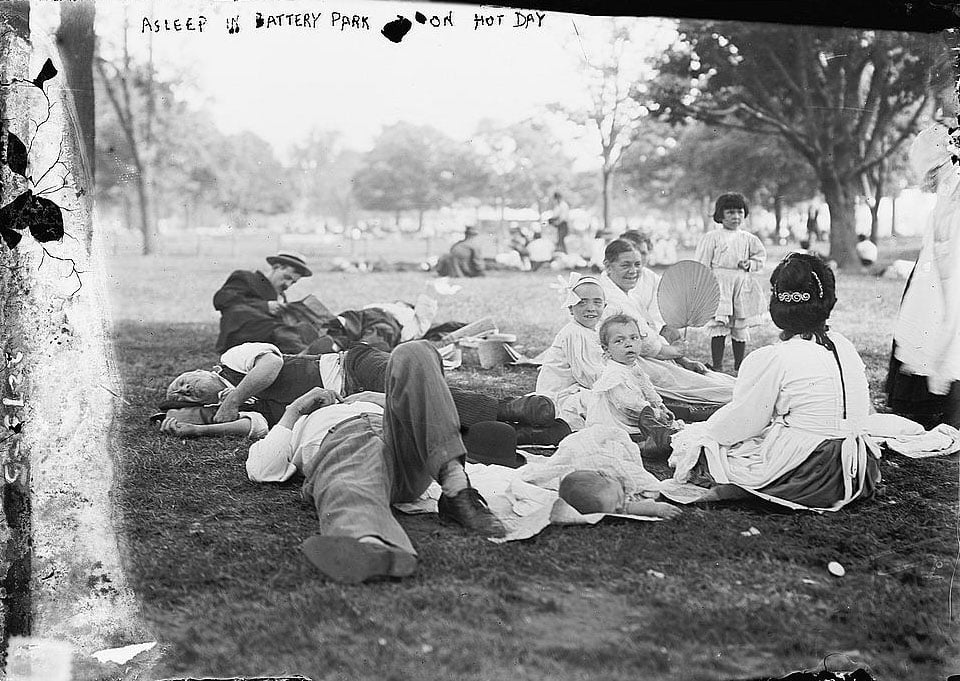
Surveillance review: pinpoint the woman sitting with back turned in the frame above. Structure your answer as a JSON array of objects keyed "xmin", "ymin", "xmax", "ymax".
[{"xmin": 669, "ymin": 253, "xmax": 881, "ymax": 511}]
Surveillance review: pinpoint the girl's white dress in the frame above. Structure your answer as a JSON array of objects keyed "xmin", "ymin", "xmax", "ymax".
[
  {"xmin": 598, "ymin": 273, "xmax": 736, "ymax": 406},
  {"xmin": 587, "ymin": 360, "xmax": 664, "ymax": 434},
  {"xmin": 694, "ymin": 228, "xmax": 767, "ymax": 330},
  {"xmin": 669, "ymin": 332, "xmax": 880, "ymax": 511},
  {"xmin": 535, "ymin": 321, "xmax": 605, "ymax": 429}
]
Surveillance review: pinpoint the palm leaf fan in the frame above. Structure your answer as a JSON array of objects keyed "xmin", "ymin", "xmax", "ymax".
[{"xmin": 657, "ymin": 260, "xmax": 720, "ymax": 328}]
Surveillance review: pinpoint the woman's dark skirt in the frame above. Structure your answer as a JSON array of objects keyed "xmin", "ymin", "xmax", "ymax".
[{"xmin": 758, "ymin": 439, "xmax": 880, "ymax": 509}]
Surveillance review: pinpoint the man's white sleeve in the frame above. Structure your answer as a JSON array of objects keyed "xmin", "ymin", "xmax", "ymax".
[
  {"xmin": 221, "ymin": 342, "xmax": 283, "ymax": 373},
  {"xmin": 241, "ymin": 411, "xmax": 270, "ymax": 440},
  {"xmin": 246, "ymin": 424, "xmax": 297, "ymax": 482}
]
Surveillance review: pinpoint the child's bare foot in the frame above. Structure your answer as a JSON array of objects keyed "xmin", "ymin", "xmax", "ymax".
[{"xmin": 624, "ymin": 499, "xmax": 682, "ymax": 519}]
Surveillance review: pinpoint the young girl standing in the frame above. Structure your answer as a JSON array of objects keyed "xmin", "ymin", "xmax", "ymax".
[{"xmin": 695, "ymin": 193, "xmax": 767, "ymax": 372}]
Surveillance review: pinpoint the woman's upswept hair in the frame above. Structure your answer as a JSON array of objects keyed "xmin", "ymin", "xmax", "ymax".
[
  {"xmin": 769, "ymin": 253, "xmax": 837, "ymax": 348},
  {"xmin": 598, "ymin": 313, "xmax": 639, "ymax": 347},
  {"xmin": 712, "ymin": 193, "xmax": 750, "ymax": 223},
  {"xmin": 603, "ymin": 239, "xmax": 639, "ymax": 265}
]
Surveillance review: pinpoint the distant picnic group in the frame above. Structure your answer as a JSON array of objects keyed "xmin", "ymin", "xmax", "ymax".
[{"xmin": 152, "ymin": 123, "xmax": 959, "ymax": 583}]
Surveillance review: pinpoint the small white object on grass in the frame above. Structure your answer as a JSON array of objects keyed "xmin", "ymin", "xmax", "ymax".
[
  {"xmin": 91, "ymin": 641, "xmax": 157, "ymax": 665},
  {"xmin": 827, "ymin": 561, "xmax": 846, "ymax": 577},
  {"xmin": 740, "ymin": 526, "xmax": 761, "ymax": 537},
  {"xmin": 646, "ymin": 569, "xmax": 666, "ymax": 579},
  {"xmin": 432, "ymin": 278, "xmax": 461, "ymax": 296}
]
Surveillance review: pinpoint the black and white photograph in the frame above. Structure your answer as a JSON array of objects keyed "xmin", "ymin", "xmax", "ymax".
[{"xmin": 0, "ymin": 1, "xmax": 958, "ymax": 679}]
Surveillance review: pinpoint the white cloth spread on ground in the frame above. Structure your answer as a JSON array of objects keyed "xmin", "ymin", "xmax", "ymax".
[
  {"xmin": 668, "ymin": 332, "xmax": 879, "ymax": 511},
  {"xmin": 395, "ymin": 428, "xmax": 665, "ymax": 542},
  {"xmin": 864, "ymin": 413, "xmax": 960, "ymax": 458},
  {"xmin": 535, "ymin": 321, "xmax": 604, "ymax": 429}
]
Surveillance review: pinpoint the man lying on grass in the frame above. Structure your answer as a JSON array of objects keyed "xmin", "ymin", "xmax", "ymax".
[
  {"xmin": 156, "ymin": 341, "xmax": 570, "ymax": 446},
  {"xmin": 244, "ymin": 340, "xmax": 507, "ymax": 582}
]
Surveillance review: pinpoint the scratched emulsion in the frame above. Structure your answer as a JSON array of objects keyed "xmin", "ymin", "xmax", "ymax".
[{"xmin": 0, "ymin": 5, "xmax": 152, "ymax": 676}]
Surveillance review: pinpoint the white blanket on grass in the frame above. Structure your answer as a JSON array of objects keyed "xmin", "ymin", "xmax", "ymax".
[{"xmin": 394, "ymin": 427, "xmax": 667, "ymax": 543}]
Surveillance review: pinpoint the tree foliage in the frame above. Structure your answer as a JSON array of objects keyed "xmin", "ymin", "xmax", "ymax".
[
  {"xmin": 622, "ymin": 122, "xmax": 818, "ymax": 233},
  {"xmin": 473, "ymin": 117, "xmax": 573, "ymax": 213},
  {"xmin": 289, "ymin": 130, "xmax": 362, "ymax": 230},
  {"xmin": 550, "ymin": 18, "xmax": 665, "ymax": 232},
  {"xmin": 352, "ymin": 122, "xmax": 487, "ymax": 228},
  {"xmin": 650, "ymin": 22, "xmax": 950, "ymax": 265}
]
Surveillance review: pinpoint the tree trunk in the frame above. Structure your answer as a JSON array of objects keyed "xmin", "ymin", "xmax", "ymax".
[
  {"xmin": 418, "ymin": 208, "xmax": 424, "ymax": 232},
  {"xmin": 135, "ymin": 166, "xmax": 155, "ymax": 255},
  {"xmin": 601, "ymin": 168, "xmax": 612, "ymax": 233},
  {"xmin": 869, "ymin": 200, "xmax": 881, "ymax": 244},
  {"xmin": 773, "ymin": 194, "xmax": 783, "ymax": 239},
  {"xmin": 395, "ymin": 210, "xmax": 401, "ymax": 230},
  {"xmin": 891, "ymin": 194, "xmax": 898, "ymax": 237},
  {"xmin": 820, "ymin": 170, "xmax": 859, "ymax": 268}
]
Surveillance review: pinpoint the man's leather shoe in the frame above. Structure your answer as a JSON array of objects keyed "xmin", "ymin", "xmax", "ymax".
[
  {"xmin": 300, "ymin": 535, "xmax": 417, "ymax": 583},
  {"xmin": 515, "ymin": 419, "xmax": 572, "ymax": 446},
  {"xmin": 497, "ymin": 395, "xmax": 556, "ymax": 427},
  {"xmin": 437, "ymin": 487, "xmax": 506, "ymax": 537}
]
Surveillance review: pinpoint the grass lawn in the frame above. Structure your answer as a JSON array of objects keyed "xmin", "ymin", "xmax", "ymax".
[{"xmin": 107, "ymin": 253, "xmax": 957, "ymax": 681}]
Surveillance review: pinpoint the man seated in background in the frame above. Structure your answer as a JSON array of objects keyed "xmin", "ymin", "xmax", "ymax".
[
  {"xmin": 436, "ymin": 226, "xmax": 485, "ymax": 278},
  {"xmin": 856, "ymin": 234, "xmax": 879, "ymax": 268},
  {"xmin": 244, "ymin": 341, "xmax": 507, "ymax": 583},
  {"xmin": 213, "ymin": 251, "xmax": 322, "ymax": 353}
]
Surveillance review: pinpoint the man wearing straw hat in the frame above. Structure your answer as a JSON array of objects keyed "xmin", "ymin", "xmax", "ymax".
[{"xmin": 213, "ymin": 251, "xmax": 316, "ymax": 353}]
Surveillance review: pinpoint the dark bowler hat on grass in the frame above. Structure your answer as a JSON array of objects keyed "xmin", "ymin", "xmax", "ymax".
[
  {"xmin": 463, "ymin": 421, "xmax": 526, "ymax": 468},
  {"xmin": 266, "ymin": 251, "xmax": 313, "ymax": 277}
]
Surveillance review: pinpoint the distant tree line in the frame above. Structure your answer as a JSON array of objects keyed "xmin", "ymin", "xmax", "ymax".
[{"xmin": 96, "ymin": 17, "xmax": 955, "ymax": 264}]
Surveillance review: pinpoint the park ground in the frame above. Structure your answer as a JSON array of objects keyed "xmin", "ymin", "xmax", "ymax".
[{"xmin": 103, "ymin": 242, "xmax": 958, "ymax": 681}]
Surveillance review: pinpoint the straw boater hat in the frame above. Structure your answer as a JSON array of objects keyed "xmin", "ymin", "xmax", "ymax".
[{"xmin": 266, "ymin": 251, "xmax": 313, "ymax": 277}]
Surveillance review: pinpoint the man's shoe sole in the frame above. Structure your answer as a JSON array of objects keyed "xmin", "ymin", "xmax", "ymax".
[{"xmin": 300, "ymin": 535, "xmax": 417, "ymax": 583}]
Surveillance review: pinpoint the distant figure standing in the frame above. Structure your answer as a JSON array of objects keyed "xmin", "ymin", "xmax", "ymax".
[
  {"xmin": 436, "ymin": 226, "xmax": 485, "ymax": 278},
  {"xmin": 855, "ymin": 234, "xmax": 878, "ymax": 267},
  {"xmin": 695, "ymin": 193, "xmax": 767, "ymax": 372},
  {"xmin": 806, "ymin": 206, "xmax": 821, "ymax": 242},
  {"xmin": 549, "ymin": 191, "xmax": 571, "ymax": 254}
]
